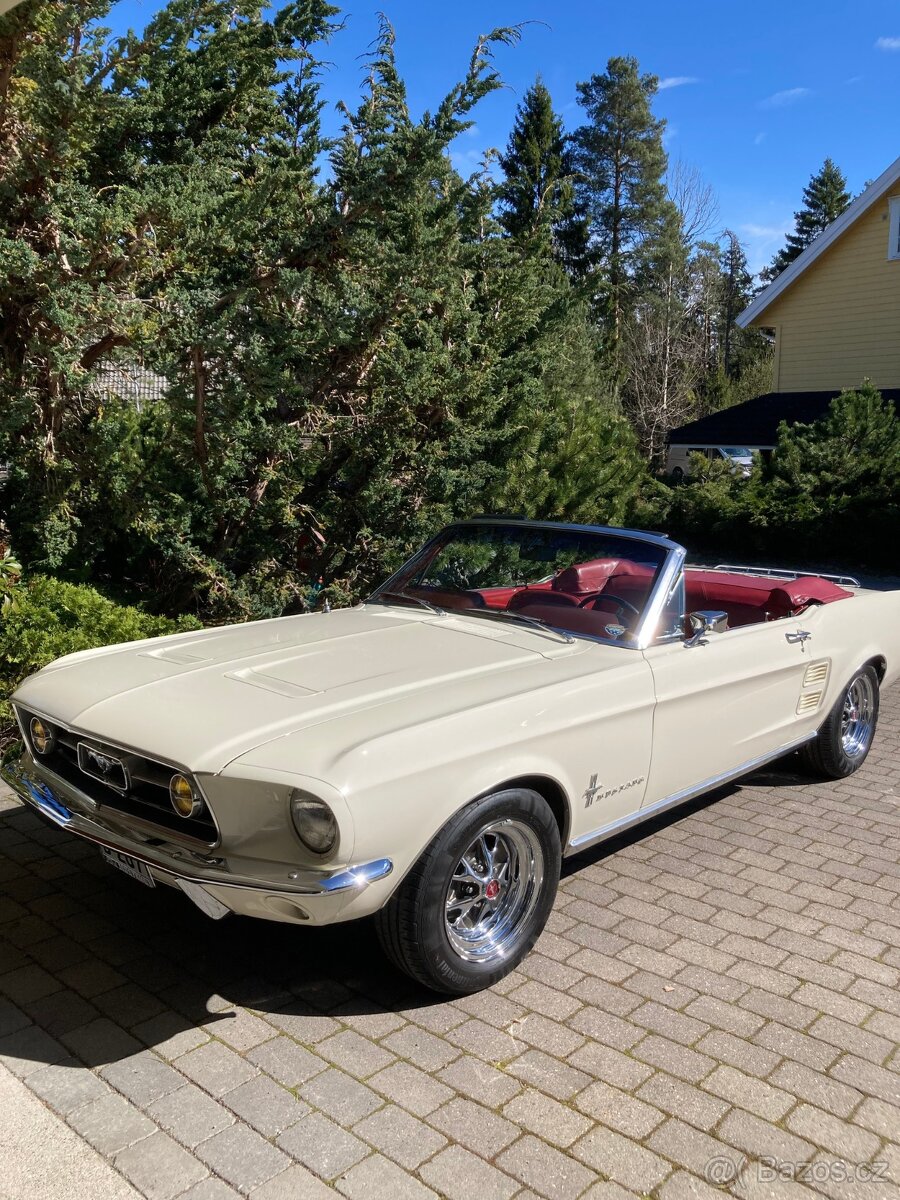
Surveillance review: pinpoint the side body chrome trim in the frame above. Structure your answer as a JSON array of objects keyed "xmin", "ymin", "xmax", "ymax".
[{"xmin": 566, "ymin": 730, "xmax": 817, "ymax": 855}]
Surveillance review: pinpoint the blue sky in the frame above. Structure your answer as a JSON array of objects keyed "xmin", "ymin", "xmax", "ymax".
[{"xmin": 108, "ymin": 0, "xmax": 900, "ymax": 274}]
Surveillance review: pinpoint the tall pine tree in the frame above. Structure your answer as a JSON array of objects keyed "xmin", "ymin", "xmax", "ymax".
[
  {"xmin": 764, "ymin": 158, "xmax": 851, "ymax": 279},
  {"xmin": 571, "ymin": 56, "xmax": 668, "ymax": 339},
  {"xmin": 496, "ymin": 77, "xmax": 589, "ymax": 274}
]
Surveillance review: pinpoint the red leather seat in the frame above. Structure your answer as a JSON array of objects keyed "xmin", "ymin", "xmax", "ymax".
[{"xmin": 684, "ymin": 570, "xmax": 851, "ymax": 627}]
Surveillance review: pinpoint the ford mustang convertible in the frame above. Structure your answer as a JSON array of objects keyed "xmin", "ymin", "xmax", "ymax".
[{"xmin": 5, "ymin": 519, "xmax": 898, "ymax": 994}]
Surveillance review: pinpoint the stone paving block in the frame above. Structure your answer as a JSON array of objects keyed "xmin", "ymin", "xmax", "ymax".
[
  {"xmin": 224, "ymin": 1073, "xmax": 309, "ymax": 1137},
  {"xmin": 830, "ymin": 1053, "xmax": 900, "ymax": 1106},
  {"xmin": 656, "ymin": 1169, "xmax": 730, "ymax": 1200},
  {"xmin": 505, "ymin": 1048, "xmax": 591, "ymax": 1100},
  {"xmin": 246, "ymin": 1034, "xmax": 327, "ymax": 1087},
  {"xmin": 716, "ymin": 1108, "xmax": 816, "ymax": 1167},
  {"xmin": 99, "ymin": 1049, "xmax": 184, "ymax": 1106},
  {"xmin": 369, "ymin": 1059, "xmax": 454, "ymax": 1116},
  {"xmin": 632, "ymin": 1034, "xmax": 715, "ymax": 1084},
  {"xmin": 27, "ymin": 987, "xmax": 100, "ymax": 1037},
  {"xmin": 694, "ymin": 1030, "xmax": 780, "ymax": 1078},
  {"xmin": 0, "ymin": 963, "xmax": 62, "ymax": 1004},
  {"xmin": 315, "ymin": 1028, "xmax": 397, "ymax": 1078},
  {"xmin": 573, "ymin": 1078, "xmax": 664, "ymax": 1140},
  {"xmin": 498, "ymin": 1133, "xmax": 597, "ymax": 1200},
  {"xmin": 635, "ymin": 1072, "xmax": 730, "ymax": 1132},
  {"xmin": 62, "ymin": 1016, "xmax": 142, "ymax": 1063},
  {"xmin": 507, "ymin": 980, "xmax": 583, "ymax": 1021},
  {"xmin": 751, "ymin": 1021, "xmax": 840, "ymax": 1072},
  {"xmin": 445, "ymin": 1017, "xmax": 522, "ymax": 1062},
  {"xmin": 502, "ymin": 1087, "xmax": 593, "ymax": 1148},
  {"xmin": 276, "ymin": 1111, "xmax": 370, "ymax": 1179},
  {"xmin": 250, "ymin": 1164, "xmax": 335, "ymax": 1199},
  {"xmin": 428, "ymin": 1097, "xmax": 519, "ymax": 1158},
  {"xmin": 176, "ymin": 1039, "xmax": 258, "ymax": 1096},
  {"xmin": 147, "ymin": 1082, "xmax": 235, "ymax": 1148},
  {"xmin": 770, "ymin": 1059, "xmax": 863, "ymax": 1117},
  {"xmin": 0, "ymin": 1023, "xmax": 67, "ymax": 1076},
  {"xmin": 114, "ymin": 1128, "xmax": 209, "ymax": 1200},
  {"xmin": 203, "ymin": 1007, "xmax": 276, "ymax": 1052},
  {"xmin": 567, "ymin": 1007, "xmax": 643, "ymax": 1051},
  {"xmin": 299, "ymin": 1066, "xmax": 382, "ymax": 1125},
  {"xmin": 196, "ymin": 1122, "xmax": 291, "ymax": 1191},
  {"xmin": 28, "ymin": 1058, "xmax": 111, "ymax": 1115},
  {"xmin": 383, "ymin": 1024, "xmax": 460, "ymax": 1072},
  {"xmin": 566, "ymin": 1041, "xmax": 654, "ymax": 1091},
  {"xmin": 418, "ymin": 1144, "xmax": 519, "ymax": 1200},
  {"xmin": 438, "ymin": 1054, "xmax": 522, "ymax": 1105},
  {"xmin": 177, "ymin": 1181, "xmax": 243, "ymax": 1200},
  {"xmin": 786, "ymin": 1102, "xmax": 882, "ymax": 1162},
  {"xmin": 572, "ymin": 1125, "xmax": 671, "ymax": 1192},
  {"xmin": 68, "ymin": 1092, "xmax": 157, "ymax": 1155},
  {"xmin": 336, "ymin": 1153, "xmax": 438, "ymax": 1200},
  {"xmin": 131, "ymin": 1012, "xmax": 211, "ymax": 1060},
  {"xmin": 354, "ymin": 1103, "xmax": 446, "ymax": 1169},
  {"xmin": 647, "ymin": 1117, "xmax": 740, "ymax": 1180}
]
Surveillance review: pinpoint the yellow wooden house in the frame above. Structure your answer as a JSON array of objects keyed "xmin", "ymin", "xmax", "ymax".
[
  {"xmin": 667, "ymin": 155, "xmax": 900, "ymax": 459},
  {"xmin": 736, "ymin": 153, "xmax": 900, "ymax": 392}
]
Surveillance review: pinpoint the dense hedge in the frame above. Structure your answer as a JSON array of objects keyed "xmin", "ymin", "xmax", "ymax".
[
  {"xmin": 1, "ymin": 576, "xmax": 200, "ymax": 755},
  {"xmin": 639, "ymin": 384, "xmax": 900, "ymax": 572}
]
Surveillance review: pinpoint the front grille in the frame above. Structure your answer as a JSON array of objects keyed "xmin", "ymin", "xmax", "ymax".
[{"xmin": 17, "ymin": 707, "xmax": 217, "ymax": 844}]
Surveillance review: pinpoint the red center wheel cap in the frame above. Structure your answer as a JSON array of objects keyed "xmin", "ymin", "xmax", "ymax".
[{"xmin": 485, "ymin": 880, "xmax": 500, "ymax": 901}]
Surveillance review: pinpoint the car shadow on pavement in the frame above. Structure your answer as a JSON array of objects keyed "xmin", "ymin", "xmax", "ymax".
[{"xmin": 0, "ymin": 753, "xmax": 814, "ymax": 1072}]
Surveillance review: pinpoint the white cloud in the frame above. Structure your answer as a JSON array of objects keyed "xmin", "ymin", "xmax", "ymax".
[
  {"xmin": 740, "ymin": 218, "xmax": 792, "ymax": 274},
  {"xmin": 753, "ymin": 131, "xmax": 766, "ymax": 145},
  {"xmin": 758, "ymin": 86, "xmax": 811, "ymax": 109},
  {"xmin": 658, "ymin": 76, "xmax": 699, "ymax": 91},
  {"xmin": 875, "ymin": 36, "xmax": 900, "ymax": 50}
]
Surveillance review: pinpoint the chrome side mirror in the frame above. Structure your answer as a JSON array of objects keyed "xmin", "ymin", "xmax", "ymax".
[{"xmin": 684, "ymin": 609, "xmax": 728, "ymax": 648}]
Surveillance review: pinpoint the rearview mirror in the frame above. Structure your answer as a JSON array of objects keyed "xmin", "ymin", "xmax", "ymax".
[{"xmin": 684, "ymin": 609, "xmax": 729, "ymax": 648}]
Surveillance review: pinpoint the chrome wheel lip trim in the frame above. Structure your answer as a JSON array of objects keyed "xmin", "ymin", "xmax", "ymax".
[
  {"xmin": 444, "ymin": 818, "xmax": 544, "ymax": 964},
  {"xmin": 841, "ymin": 674, "xmax": 875, "ymax": 759}
]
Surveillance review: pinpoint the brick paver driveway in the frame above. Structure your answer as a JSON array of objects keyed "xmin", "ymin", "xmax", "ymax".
[{"xmin": 2, "ymin": 688, "xmax": 899, "ymax": 1200}]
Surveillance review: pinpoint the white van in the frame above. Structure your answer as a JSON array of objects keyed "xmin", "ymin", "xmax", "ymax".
[{"xmin": 665, "ymin": 444, "xmax": 754, "ymax": 481}]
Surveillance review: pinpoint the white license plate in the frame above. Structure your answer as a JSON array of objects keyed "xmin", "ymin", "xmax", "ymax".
[{"xmin": 100, "ymin": 846, "xmax": 156, "ymax": 889}]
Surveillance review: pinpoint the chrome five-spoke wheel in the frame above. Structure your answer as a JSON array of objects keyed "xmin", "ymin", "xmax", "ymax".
[
  {"xmin": 840, "ymin": 674, "xmax": 876, "ymax": 760},
  {"xmin": 445, "ymin": 820, "xmax": 544, "ymax": 963},
  {"xmin": 376, "ymin": 788, "xmax": 560, "ymax": 994},
  {"xmin": 801, "ymin": 663, "xmax": 880, "ymax": 779}
]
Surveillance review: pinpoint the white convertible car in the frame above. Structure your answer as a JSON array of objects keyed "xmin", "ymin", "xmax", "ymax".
[{"xmin": 5, "ymin": 519, "xmax": 898, "ymax": 994}]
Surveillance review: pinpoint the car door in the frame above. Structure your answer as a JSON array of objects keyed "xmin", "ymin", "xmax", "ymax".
[{"xmin": 641, "ymin": 614, "xmax": 817, "ymax": 806}]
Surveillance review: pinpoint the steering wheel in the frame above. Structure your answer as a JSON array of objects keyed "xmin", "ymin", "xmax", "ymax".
[{"xmin": 580, "ymin": 593, "xmax": 641, "ymax": 618}]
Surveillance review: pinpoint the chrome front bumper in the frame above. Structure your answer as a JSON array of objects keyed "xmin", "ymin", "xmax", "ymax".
[{"xmin": 2, "ymin": 753, "xmax": 392, "ymax": 924}]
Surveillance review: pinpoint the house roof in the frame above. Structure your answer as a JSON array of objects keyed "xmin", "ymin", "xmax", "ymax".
[
  {"xmin": 736, "ymin": 154, "xmax": 900, "ymax": 329},
  {"xmin": 667, "ymin": 388, "xmax": 900, "ymax": 449}
]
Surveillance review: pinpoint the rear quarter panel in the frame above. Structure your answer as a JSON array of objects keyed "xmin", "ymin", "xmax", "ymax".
[{"xmin": 802, "ymin": 588, "xmax": 900, "ymax": 705}]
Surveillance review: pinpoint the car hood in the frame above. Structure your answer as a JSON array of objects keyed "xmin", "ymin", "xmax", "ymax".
[{"xmin": 13, "ymin": 605, "xmax": 592, "ymax": 773}]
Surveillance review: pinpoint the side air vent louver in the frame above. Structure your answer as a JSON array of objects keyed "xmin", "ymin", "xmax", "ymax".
[
  {"xmin": 803, "ymin": 660, "xmax": 830, "ymax": 687},
  {"xmin": 797, "ymin": 690, "xmax": 824, "ymax": 716}
]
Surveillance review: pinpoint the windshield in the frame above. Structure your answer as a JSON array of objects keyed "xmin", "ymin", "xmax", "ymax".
[
  {"xmin": 371, "ymin": 522, "xmax": 670, "ymax": 644},
  {"xmin": 722, "ymin": 447, "xmax": 752, "ymax": 458}
]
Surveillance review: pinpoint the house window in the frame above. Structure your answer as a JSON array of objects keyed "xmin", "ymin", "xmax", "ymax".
[{"xmin": 889, "ymin": 197, "xmax": 900, "ymax": 261}]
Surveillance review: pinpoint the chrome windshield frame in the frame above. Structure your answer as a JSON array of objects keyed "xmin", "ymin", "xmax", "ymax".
[{"xmin": 366, "ymin": 518, "xmax": 687, "ymax": 652}]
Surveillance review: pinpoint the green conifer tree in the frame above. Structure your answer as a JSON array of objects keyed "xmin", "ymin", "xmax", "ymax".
[
  {"xmin": 496, "ymin": 77, "xmax": 589, "ymax": 274},
  {"xmin": 764, "ymin": 158, "xmax": 851, "ymax": 279},
  {"xmin": 571, "ymin": 56, "xmax": 668, "ymax": 338}
]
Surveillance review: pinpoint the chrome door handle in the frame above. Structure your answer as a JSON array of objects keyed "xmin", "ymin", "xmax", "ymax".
[{"xmin": 785, "ymin": 630, "xmax": 812, "ymax": 645}]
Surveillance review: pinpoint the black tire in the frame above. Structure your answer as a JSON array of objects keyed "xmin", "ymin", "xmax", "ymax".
[
  {"xmin": 799, "ymin": 665, "xmax": 880, "ymax": 779},
  {"xmin": 671, "ymin": 467, "xmax": 685, "ymax": 483},
  {"xmin": 375, "ymin": 788, "xmax": 561, "ymax": 995}
]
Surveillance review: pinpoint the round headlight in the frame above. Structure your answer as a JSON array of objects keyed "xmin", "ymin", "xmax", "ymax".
[
  {"xmin": 290, "ymin": 791, "xmax": 338, "ymax": 855},
  {"xmin": 30, "ymin": 717, "xmax": 54, "ymax": 755},
  {"xmin": 169, "ymin": 773, "xmax": 202, "ymax": 819}
]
